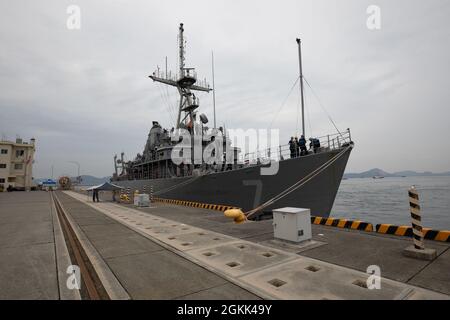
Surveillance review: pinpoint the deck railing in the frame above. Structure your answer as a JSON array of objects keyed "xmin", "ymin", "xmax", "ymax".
[{"xmin": 239, "ymin": 128, "xmax": 352, "ymax": 165}]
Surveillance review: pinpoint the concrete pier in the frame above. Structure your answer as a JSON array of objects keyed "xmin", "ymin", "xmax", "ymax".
[
  {"xmin": 0, "ymin": 190, "xmax": 449, "ymax": 299},
  {"xmin": 0, "ymin": 192, "xmax": 76, "ymax": 299}
]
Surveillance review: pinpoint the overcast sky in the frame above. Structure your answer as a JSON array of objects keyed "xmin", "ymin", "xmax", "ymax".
[{"xmin": 1, "ymin": 0, "xmax": 449, "ymax": 178}]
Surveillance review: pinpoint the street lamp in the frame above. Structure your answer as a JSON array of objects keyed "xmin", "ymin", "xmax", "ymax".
[{"xmin": 67, "ymin": 161, "xmax": 81, "ymax": 184}]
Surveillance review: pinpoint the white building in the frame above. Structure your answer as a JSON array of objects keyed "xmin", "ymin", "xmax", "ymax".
[{"xmin": 0, "ymin": 137, "xmax": 36, "ymax": 192}]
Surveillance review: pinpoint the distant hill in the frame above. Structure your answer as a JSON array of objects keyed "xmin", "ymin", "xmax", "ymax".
[
  {"xmin": 34, "ymin": 175, "xmax": 111, "ymax": 186},
  {"xmin": 344, "ymin": 168, "xmax": 392, "ymax": 179},
  {"xmin": 344, "ymin": 169, "xmax": 450, "ymax": 179}
]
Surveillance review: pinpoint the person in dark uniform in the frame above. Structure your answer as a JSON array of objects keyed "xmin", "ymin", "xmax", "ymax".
[
  {"xmin": 299, "ymin": 135, "xmax": 307, "ymax": 156},
  {"xmin": 288, "ymin": 137, "xmax": 295, "ymax": 158},
  {"xmin": 309, "ymin": 137, "xmax": 321, "ymax": 153},
  {"xmin": 93, "ymin": 189, "xmax": 99, "ymax": 202},
  {"xmin": 294, "ymin": 137, "xmax": 300, "ymax": 157}
]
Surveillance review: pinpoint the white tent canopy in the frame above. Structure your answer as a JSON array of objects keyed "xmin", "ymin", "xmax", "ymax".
[{"xmin": 85, "ymin": 182, "xmax": 124, "ymax": 191}]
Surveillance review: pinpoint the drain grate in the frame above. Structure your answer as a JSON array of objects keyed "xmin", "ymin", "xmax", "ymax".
[
  {"xmin": 181, "ymin": 242, "xmax": 191, "ymax": 246},
  {"xmin": 268, "ymin": 279, "xmax": 286, "ymax": 288},
  {"xmin": 168, "ymin": 236, "xmax": 176, "ymax": 240},
  {"xmin": 213, "ymin": 237, "xmax": 221, "ymax": 241},
  {"xmin": 197, "ymin": 232, "xmax": 206, "ymax": 236},
  {"xmin": 305, "ymin": 265, "xmax": 320, "ymax": 272},
  {"xmin": 145, "ymin": 226, "xmax": 152, "ymax": 229},
  {"xmin": 352, "ymin": 279, "xmax": 368, "ymax": 289},
  {"xmin": 262, "ymin": 252, "xmax": 274, "ymax": 258},
  {"xmin": 203, "ymin": 252, "xmax": 215, "ymax": 257},
  {"xmin": 226, "ymin": 262, "xmax": 240, "ymax": 268},
  {"xmin": 182, "ymin": 227, "xmax": 189, "ymax": 230},
  {"xmin": 237, "ymin": 245, "xmax": 246, "ymax": 249}
]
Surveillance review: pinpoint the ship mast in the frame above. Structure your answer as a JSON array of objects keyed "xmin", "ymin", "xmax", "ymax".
[
  {"xmin": 296, "ymin": 38, "xmax": 305, "ymax": 138},
  {"xmin": 149, "ymin": 23, "xmax": 211, "ymax": 129}
]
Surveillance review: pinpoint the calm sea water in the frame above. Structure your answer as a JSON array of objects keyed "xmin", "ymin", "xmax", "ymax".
[{"xmin": 331, "ymin": 176, "xmax": 450, "ymax": 230}]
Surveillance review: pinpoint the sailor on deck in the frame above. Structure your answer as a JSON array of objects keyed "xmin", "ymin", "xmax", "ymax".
[
  {"xmin": 299, "ymin": 135, "xmax": 307, "ymax": 156},
  {"xmin": 310, "ymin": 137, "xmax": 321, "ymax": 153},
  {"xmin": 289, "ymin": 137, "xmax": 296, "ymax": 158}
]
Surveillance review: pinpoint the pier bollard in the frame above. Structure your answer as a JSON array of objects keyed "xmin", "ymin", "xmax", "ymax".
[
  {"xmin": 143, "ymin": 186, "xmax": 147, "ymax": 194},
  {"xmin": 150, "ymin": 185, "xmax": 154, "ymax": 203},
  {"xmin": 403, "ymin": 186, "xmax": 436, "ymax": 260}
]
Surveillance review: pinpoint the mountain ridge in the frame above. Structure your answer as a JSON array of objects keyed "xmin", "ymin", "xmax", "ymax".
[{"xmin": 344, "ymin": 169, "xmax": 450, "ymax": 179}]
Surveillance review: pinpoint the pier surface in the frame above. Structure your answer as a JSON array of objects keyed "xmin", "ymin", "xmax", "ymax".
[{"xmin": 0, "ymin": 190, "xmax": 449, "ymax": 299}]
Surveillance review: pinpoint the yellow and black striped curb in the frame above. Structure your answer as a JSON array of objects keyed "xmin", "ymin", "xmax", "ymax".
[
  {"xmin": 376, "ymin": 224, "xmax": 450, "ymax": 242},
  {"xmin": 311, "ymin": 216, "xmax": 374, "ymax": 232},
  {"xmin": 152, "ymin": 197, "xmax": 238, "ymax": 212}
]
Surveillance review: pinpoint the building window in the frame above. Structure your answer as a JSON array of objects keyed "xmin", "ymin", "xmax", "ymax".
[
  {"xmin": 1, "ymin": 149, "xmax": 7, "ymax": 154},
  {"xmin": 7, "ymin": 177, "xmax": 15, "ymax": 182},
  {"xmin": 0, "ymin": 178, "xmax": 5, "ymax": 183},
  {"xmin": 16, "ymin": 150, "xmax": 24, "ymax": 157},
  {"xmin": 0, "ymin": 163, "xmax": 6, "ymax": 169},
  {"xmin": 14, "ymin": 163, "xmax": 23, "ymax": 170}
]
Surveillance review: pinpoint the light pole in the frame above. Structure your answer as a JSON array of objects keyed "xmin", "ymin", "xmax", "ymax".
[{"xmin": 68, "ymin": 161, "xmax": 81, "ymax": 184}]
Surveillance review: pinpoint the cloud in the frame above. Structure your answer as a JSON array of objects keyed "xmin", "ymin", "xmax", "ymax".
[{"xmin": 1, "ymin": 0, "xmax": 449, "ymax": 178}]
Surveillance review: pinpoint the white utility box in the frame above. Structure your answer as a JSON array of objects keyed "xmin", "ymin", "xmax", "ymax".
[
  {"xmin": 272, "ymin": 207, "xmax": 312, "ymax": 243},
  {"xmin": 134, "ymin": 194, "xmax": 150, "ymax": 207}
]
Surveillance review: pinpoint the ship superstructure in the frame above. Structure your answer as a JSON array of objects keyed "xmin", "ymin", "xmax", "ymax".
[{"xmin": 112, "ymin": 23, "xmax": 354, "ymax": 219}]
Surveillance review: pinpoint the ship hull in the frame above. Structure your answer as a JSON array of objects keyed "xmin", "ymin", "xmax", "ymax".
[{"xmin": 113, "ymin": 147, "xmax": 352, "ymax": 218}]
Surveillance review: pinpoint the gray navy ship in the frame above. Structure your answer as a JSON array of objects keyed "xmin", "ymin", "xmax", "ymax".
[{"xmin": 111, "ymin": 23, "xmax": 354, "ymax": 219}]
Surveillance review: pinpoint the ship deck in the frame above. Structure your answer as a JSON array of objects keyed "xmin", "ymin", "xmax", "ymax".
[{"xmin": 1, "ymin": 190, "xmax": 449, "ymax": 299}]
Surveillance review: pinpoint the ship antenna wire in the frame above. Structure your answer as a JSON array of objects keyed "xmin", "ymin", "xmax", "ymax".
[
  {"xmin": 303, "ymin": 75, "xmax": 344, "ymax": 138},
  {"xmin": 268, "ymin": 76, "xmax": 300, "ymax": 130}
]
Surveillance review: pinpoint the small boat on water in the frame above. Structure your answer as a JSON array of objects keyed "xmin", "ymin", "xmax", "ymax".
[{"xmin": 373, "ymin": 176, "xmax": 384, "ymax": 179}]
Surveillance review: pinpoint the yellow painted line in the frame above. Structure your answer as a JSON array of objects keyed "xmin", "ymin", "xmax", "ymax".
[
  {"xmin": 365, "ymin": 224, "xmax": 373, "ymax": 232},
  {"xmin": 313, "ymin": 217, "xmax": 322, "ymax": 224},
  {"xmin": 325, "ymin": 218, "xmax": 334, "ymax": 226}
]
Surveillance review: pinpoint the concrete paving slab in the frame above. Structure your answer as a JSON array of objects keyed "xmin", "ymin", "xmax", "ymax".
[
  {"xmin": 75, "ymin": 216, "xmax": 117, "ymax": 226},
  {"xmin": 408, "ymin": 247, "xmax": 450, "ymax": 295},
  {"xmin": 90, "ymin": 234, "xmax": 164, "ymax": 259},
  {"xmin": 0, "ymin": 221, "xmax": 54, "ymax": 249},
  {"xmin": 301, "ymin": 225, "xmax": 449, "ymax": 283},
  {"xmin": 0, "ymin": 192, "xmax": 64, "ymax": 299},
  {"xmin": 105, "ymin": 250, "xmax": 229, "ymax": 299},
  {"xmin": 188, "ymin": 241, "xmax": 297, "ymax": 277},
  {"xmin": 175, "ymin": 283, "xmax": 262, "ymax": 300},
  {"xmin": 135, "ymin": 224, "xmax": 204, "ymax": 238},
  {"xmin": 239, "ymin": 257, "xmax": 448, "ymax": 300},
  {"xmin": 261, "ymin": 239, "xmax": 327, "ymax": 254},
  {"xmin": 80, "ymin": 223, "xmax": 136, "ymax": 240},
  {"xmin": 160, "ymin": 230, "xmax": 236, "ymax": 252},
  {"xmin": 0, "ymin": 242, "xmax": 58, "ymax": 299}
]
